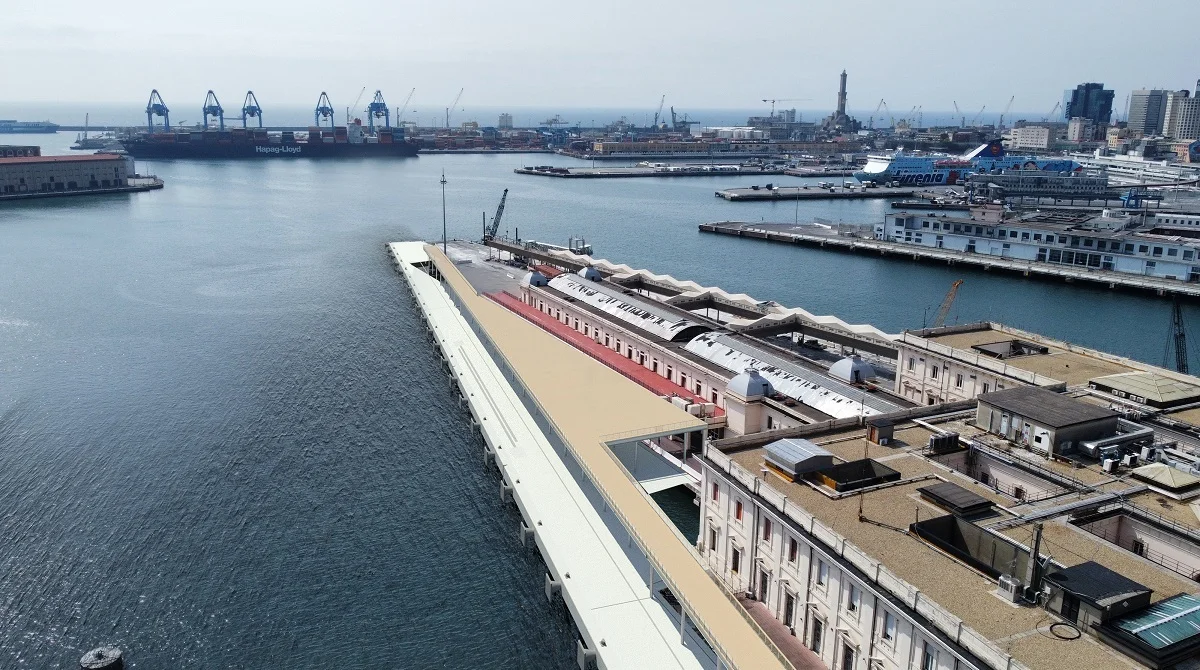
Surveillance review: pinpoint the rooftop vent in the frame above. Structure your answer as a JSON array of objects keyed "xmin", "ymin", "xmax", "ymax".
[
  {"xmin": 812, "ymin": 459, "xmax": 900, "ymax": 493},
  {"xmin": 971, "ymin": 339, "xmax": 1050, "ymax": 359}
]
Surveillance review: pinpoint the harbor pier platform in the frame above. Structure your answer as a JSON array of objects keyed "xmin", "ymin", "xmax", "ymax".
[
  {"xmin": 389, "ymin": 241, "xmax": 792, "ymax": 670},
  {"xmin": 516, "ymin": 165, "xmax": 785, "ymax": 179},
  {"xmin": 714, "ymin": 185, "xmax": 914, "ymax": 201},
  {"xmin": 698, "ymin": 220, "xmax": 1200, "ymax": 299}
]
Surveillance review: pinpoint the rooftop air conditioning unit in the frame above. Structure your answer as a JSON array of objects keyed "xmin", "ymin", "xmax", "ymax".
[
  {"xmin": 998, "ymin": 574, "xmax": 1023, "ymax": 603},
  {"xmin": 1103, "ymin": 458, "xmax": 1118, "ymax": 474}
]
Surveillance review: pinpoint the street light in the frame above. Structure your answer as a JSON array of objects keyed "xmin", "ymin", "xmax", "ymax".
[{"xmin": 440, "ymin": 170, "xmax": 448, "ymax": 254}]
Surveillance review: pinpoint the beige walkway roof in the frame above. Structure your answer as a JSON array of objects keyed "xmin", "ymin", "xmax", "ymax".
[{"xmin": 428, "ymin": 246, "xmax": 789, "ymax": 670}]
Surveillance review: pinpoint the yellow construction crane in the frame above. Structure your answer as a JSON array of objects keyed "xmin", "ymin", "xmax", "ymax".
[{"xmin": 932, "ymin": 280, "xmax": 964, "ymax": 328}]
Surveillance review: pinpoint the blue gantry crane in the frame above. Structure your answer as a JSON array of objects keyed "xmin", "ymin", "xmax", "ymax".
[
  {"xmin": 366, "ymin": 90, "xmax": 390, "ymax": 129},
  {"xmin": 146, "ymin": 89, "xmax": 170, "ymax": 132},
  {"xmin": 241, "ymin": 91, "xmax": 263, "ymax": 128},
  {"xmin": 202, "ymin": 90, "xmax": 225, "ymax": 130},
  {"xmin": 314, "ymin": 92, "xmax": 335, "ymax": 128}
]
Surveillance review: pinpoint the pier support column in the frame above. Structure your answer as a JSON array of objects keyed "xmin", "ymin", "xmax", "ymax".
[
  {"xmin": 500, "ymin": 479, "xmax": 513, "ymax": 503},
  {"xmin": 519, "ymin": 520, "xmax": 534, "ymax": 546},
  {"xmin": 545, "ymin": 573, "xmax": 562, "ymax": 602}
]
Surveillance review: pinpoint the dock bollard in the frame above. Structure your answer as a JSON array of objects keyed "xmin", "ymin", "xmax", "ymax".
[{"xmin": 80, "ymin": 646, "xmax": 123, "ymax": 670}]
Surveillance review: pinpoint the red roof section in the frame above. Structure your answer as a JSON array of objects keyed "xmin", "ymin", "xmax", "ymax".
[
  {"xmin": 486, "ymin": 291, "xmax": 723, "ymax": 416},
  {"xmin": 0, "ymin": 153, "xmax": 125, "ymax": 165},
  {"xmin": 529, "ymin": 263, "xmax": 564, "ymax": 278}
]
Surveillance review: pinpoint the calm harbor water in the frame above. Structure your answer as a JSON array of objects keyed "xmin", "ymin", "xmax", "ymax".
[{"xmin": 0, "ymin": 132, "xmax": 1190, "ymax": 666}]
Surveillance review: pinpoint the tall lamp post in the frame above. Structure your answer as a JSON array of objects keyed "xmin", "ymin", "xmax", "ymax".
[{"xmin": 440, "ymin": 170, "xmax": 448, "ymax": 254}]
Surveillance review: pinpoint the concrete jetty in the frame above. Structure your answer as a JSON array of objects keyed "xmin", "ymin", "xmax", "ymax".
[
  {"xmin": 389, "ymin": 241, "xmax": 790, "ymax": 670},
  {"xmin": 516, "ymin": 165, "xmax": 785, "ymax": 179},
  {"xmin": 698, "ymin": 220, "xmax": 1200, "ymax": 299},
  {"xmin": 714, "ymin": 185, "xmax": 913, "ymax": 201}
]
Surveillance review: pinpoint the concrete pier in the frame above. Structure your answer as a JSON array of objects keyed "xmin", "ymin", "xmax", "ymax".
[
  {"xmin": 516, "ymin": 165, "xmax": 784, "ymax": 179},
  {"xmin": 714, "ymin": 185, "xmax": 913, "ymax": 201},
  {"xmin": 698, "ymin": 220, "xmax": 1200, "ymax": 299},
  {"xmin": 389, "ymin": 241, "xmax": 790, "ymax": 670}
]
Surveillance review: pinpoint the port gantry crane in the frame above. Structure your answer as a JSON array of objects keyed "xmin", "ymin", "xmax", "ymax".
[
  {"xmin": 445, "ymin": 88, "xmax": 464, "ymax": 128},
  {"xmin": 652, "ymin": 95, "xmax": 666, "ymax": 129},
  {"xmin": 931, "ymin": 280, "xmax": 964, "ymax": 328},
  {"xmin": 953, "ymin": 101, "xmax": 963, "ymax": 128},
  {"xmin": 395, "ymin": 87, "xmax": 415, "ymax": 125},
  {"xmin": 483, "ymin": 188, "xmax": 508, "ymax": 242},
  {"xmin": 998, "ymin": 95, "xmax": 1015, "ymax": 134},
  {"xmin": 202, "ymin": 90, "xmax": 224, "ymax": 131},
  {"xmin": 366, "ymin": 90, "xmax": 390, "ymax": 129},
  {"xmin": 314, "ymin": 92, "xmax": 335, "ymax": 129},
  {"xmin": 146, "ymin": 89, "xmax": 170, "ymax": 132},
  {"xmin": 241, "ymin": 91, "xmax": 263, "ymax": 128}
]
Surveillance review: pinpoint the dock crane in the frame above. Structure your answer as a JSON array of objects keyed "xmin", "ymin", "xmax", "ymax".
[
  {"xmin": 953, "ymin": 101, "xmax": 963, "ymax": 128},
  {"xmin": 241, "ymin": 91, "xmax": 263, "ymax": 128},
  {"xmin": 395, "ymin": 87, "xmax": 415, "ymax": 124},
  {"xmin": 314, "ymin": 92, "xmax": 335, "ymax": 128},
  {"xmin": 1166, "ymin": 296, "xmax": 1190, "ymax": 374},
  {"xmin": 483, "ymin": 188, "xmax": 509, "ymax": 241},
  {"xmin": 670, "ymin": 106, "xmax": 693, "ymax": 132},
  {"xmin": 366, "ymin": 90, "xmax": 389, "ymax": 129},
  {"xmin": 970, "ymin": 105, "xmax": 986, "ymax": 127},
  {"xmin": 1043, "ymin": 100, "xmax": 1061, "ymax": 122},
  {"xmin": 202, "ymin": 90, "xmax": 225, "ymax": 130},
  {"xmin": 869, "ymin": 99, "xmax": 885, "ymax": 129},
  {"xmin": 653, "ymin": 95, "xmax": 666, "ymax": 128},
  {"xmin": 347, "ymin": 86, "xmax": 367, "ymax": 124},
  {"xmin": 998, "ymin": 95, "xmax": 1015, "ymax": 134},
  {"xmin": 146, "ymin": 89, "xmax": 170, "ymax": 132},
  {"xmin": 445, "ymin": 88, "xmax": 464, "ymax": 128},
  {"xmin": 761, "ymin": 98, "xmax": 811, "ymax": 118},
  {"xmin": 916, "ymin": 105, "xmax": 923, "ymax": 128},
  {"xmin": 931, "ymin": 280, "xmax": 964, "ymax": 328}
]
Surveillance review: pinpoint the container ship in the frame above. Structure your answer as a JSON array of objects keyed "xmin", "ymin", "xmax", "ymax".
[
  {"xmin": 122, "ymin": 121, "xmax": 418, "ymax": 159},
  {"xmin": 121, "ymin": 89, "xmax": 419, "ymax": 159},
  {"xmin": 854, "ymin": 140, "xmax": 1080, "ymax": 185},
  {"xmin": 0, "ymin": 120, "xmax": 61, "ymax": 134}
]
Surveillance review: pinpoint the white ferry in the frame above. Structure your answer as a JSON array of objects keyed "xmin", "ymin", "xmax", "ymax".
[{"xmin": 855, "ymin": 140, "xmax": 1081, "ymax": 185}]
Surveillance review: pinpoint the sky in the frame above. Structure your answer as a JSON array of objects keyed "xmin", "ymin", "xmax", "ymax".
[{"xmin": 4, "ymin": 0, "xmax": 1199, "ymax": 119}]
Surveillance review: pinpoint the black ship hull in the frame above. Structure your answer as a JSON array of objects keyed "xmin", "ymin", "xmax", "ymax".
[{"xmin": 121, "ymin": 138, "xmax": 419, "ymax": 159}]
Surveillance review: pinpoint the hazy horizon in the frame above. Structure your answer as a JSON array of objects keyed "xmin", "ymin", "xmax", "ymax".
[{"xmin": 5, "ymin": 0, "xmax": 1199, "ymax": 117}]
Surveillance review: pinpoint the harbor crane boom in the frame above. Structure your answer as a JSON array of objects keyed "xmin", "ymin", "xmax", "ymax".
[
  {"xmin": 445, "ymin": 88, "xmax": 464, "ymax": 128},
  {"xmin": 366, "ymin": 90, "xmax": 389, "ymax": 129},
  {"xmin": 932, "ymin": 280, "xmax": 964, "ymax": 328},
  {"xmin": 970, "ymin": 105, "xmax": 986, "ymax": 127},
  {"xmin": 1043, "ymin": 100, "xmax": 1061, "ymax": 122},
  {"xmin": 241, "ymin": 91, "xmax": 263, "ymax": 128},
  {"xmin": 314, "ymin": 92, "xmax": 335, "ymax": 128},
  {"xmin": 953, "ymin": 101, "xmax": 963, "ymax": 127},
  {"xmin": 869, "ymin": 98, "xmax": 885, "ymax": 129},
  {"xmin": 484, "ymin": 189, "xmax": 509, "ymax": 241},
  {"xmin": 395, "ymin": 87, "xmax": 415, "ymax": 123},
  {"xmin": 146, "ymin": 89, "xmax": 170, "ymax": 132},
  {"xmin": 999, "ymin": 95, "xmax": 1015, "ymax": 133},
  {"xmin": 202, "ymin": 90, "xmax": 224, "ymax": 131},
  {"xmin": 1167, "ymin": 296, "xmax": 1190, "ymax": 374},
  {"xmin": 761, "ymin": 98, "xmax": 811, "ymax": 118},
  {"xmin": 653, "ymin": 95, "xmax": 666, "ymax": 128}
]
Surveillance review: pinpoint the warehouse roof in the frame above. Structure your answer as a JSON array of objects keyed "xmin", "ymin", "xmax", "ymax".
[
  {"xmin": 977, "ymin": 387, "xmax": 1118, "ymax": 429},
  {"xmin": 0, "ymin": 153, "xmax": 125, "ymax": 164},
  {"xmin": 1089, "ymin": 371, "xmax": 1200, "ymax": 409}
]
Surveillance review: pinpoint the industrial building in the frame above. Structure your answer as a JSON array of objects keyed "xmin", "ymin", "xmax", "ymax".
[
  {"xmin": 0, "ymin": 153, "xmax": 132, "ymax": 195},
  {"xmin": 974, "ymin": 386, "xmax": 1119, "ymax": 455}
]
